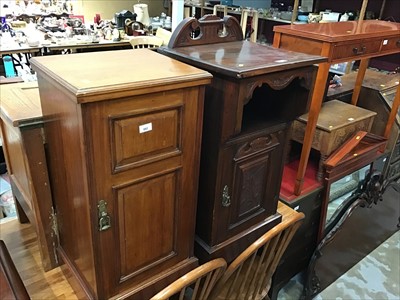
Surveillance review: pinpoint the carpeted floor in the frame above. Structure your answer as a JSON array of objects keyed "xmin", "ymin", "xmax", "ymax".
[
  {"xmin": 315, "ymin": 230, "xmax": 400, "ymax": 300},
  {"xmin": 278, "ymin": 230, "xmax": 400, "ymax": 300},
  {"xmin": 278, "ymin": 182, "xmax": 400, "ymax": 300}
]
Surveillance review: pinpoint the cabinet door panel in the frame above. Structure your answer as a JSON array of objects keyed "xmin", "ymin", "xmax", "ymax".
[
  {"xmin": 216, "ymin": 130, "xmax": 285, "ymax": 243},
  {"xmin": 232, "ymin": 151, "xmax": 271, "ymax": 221},
  {"xmin": 84, "ymin": 87, "xmax": 201, "ymax": 297},
  {"xmin": 116, "ymin": 171, "xmax": 178, "ymax": 281}
]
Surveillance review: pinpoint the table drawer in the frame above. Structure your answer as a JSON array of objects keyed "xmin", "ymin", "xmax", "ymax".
[
  {"xmin": 381, "ymin": 37, "xmax": 400, "ymax": 52},
  {"xmin": 332, "ymin": 40, "xmax": 381, "ymax": 60}
]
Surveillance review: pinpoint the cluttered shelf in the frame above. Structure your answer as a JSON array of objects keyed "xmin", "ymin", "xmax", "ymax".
[
  {"xmin": 184, "ymin": 1, "xmax": 306, "ymax": 24},
  {"xmin": 0, "ymin": 2, "xmax": 172, "ymax": 79}
]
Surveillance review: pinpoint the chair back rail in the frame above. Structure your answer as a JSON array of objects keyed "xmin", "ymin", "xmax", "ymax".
[
  {"xmin": 129, "ymin": 36, "xmax": 163, "ymax": 49},
  {"xmin": 149, "ymin": 258, "xmax": 227, "ymax": 300},
  {"xmin": 211, "ymin": 211, "xmax": 305, "ymax": 300}
]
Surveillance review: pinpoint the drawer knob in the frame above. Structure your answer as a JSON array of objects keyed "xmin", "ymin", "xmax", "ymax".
[
  {"xmin": 396, "ymin": 40, "xmax": 400, "ymax": 47},
  {"xmin": 352, "ymin": 46, "xmax": 366, "ymax": 55}
]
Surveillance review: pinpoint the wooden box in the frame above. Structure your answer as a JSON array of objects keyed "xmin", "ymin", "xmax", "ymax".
[
  {"xmin": 327, "ymin": 69, "xmax": 400, "ymax": 182},
  {"xmin": 291, "ymin": 100, "xmax": 377, "ymax": 179}
]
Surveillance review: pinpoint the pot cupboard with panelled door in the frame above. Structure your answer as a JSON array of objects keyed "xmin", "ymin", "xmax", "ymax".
[
  {"xmin": 30, "ymin": 49, "xmax": 212, "ymax": 299},
  {"xmin": 159, "ymin": 15, "xmax": 327, "ymax": 264}
]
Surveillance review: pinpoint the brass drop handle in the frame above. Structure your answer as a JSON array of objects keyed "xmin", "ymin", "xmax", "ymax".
[
  {"xmin": 396, "ymin": 40, "xmax": 400, "ymax": 47},
  {"xmin": 222, "ymin": 185, "xmax": 231, "ymax": 207},
  {"xmin": 98, "ymin": 200, "xmax": 111, "ymax": 231},
  {"xmin": 352, "ymin": 46, "xmax": 366, "ymax": 55}
]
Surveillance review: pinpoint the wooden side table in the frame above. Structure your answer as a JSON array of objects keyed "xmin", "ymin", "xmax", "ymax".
[{"xmin": 273, "ymin": 20, "xmax": 400, "ymax": 195}]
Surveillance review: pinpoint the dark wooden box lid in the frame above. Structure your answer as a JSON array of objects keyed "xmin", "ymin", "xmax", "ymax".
[{"xmin": 297, "ymin": 100, "xmax": 377, "ymax": 132}]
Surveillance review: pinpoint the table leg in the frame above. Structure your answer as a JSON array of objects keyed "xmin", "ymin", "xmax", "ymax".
[
  {"xmin": 24, "ymin": 53, "xmax": 32, "ymax": 67},
  {"xmin": 294, "ymin": 62, "xmax": 331, "ymax": 195},
  {"xmin": 351, "ymin": 58, "xmax": 369, "ymax": 105},
  {"xmin": 383, "ymin": 83, "xmax": 400, "ymax": 139}
]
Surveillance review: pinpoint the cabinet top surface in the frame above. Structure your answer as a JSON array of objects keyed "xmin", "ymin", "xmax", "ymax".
[
  {"xmin": 30, "ymin": 49, "xmax": 212, "ymax": 101},
  {"xmin": 273, "ymin": 20, "xmax": 400, "ymax": 43},
  {"xmin": 158, "ymin": 41, "xmax": 326, "ymax": 78},
  {"xmin": 0, "ymin": 82, "xmax": 42, "ymax": 127}
]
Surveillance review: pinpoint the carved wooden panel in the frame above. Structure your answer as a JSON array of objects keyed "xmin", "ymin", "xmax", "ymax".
[
  {"xmin": 168, "ymin": 15, "xmax": 243, "ymax": 49},
  {"xmin": 233, "ymin": 152, "xmax": 270, "ymax": 219},
  {"xmin": 216, "ymin": 129, "xmax": 285, "ymax": 244}
]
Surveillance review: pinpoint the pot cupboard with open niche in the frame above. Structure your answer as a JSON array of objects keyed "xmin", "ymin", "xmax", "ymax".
[{"xmin": 159, "ymin": 15, "xmax": 326, "ymax": 263}]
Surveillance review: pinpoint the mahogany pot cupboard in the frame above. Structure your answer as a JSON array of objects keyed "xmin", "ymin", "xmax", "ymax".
[
  {"xmin": 158, "ymin": 15, "xmax": 326, "ymax": 263},
  {"xmin": 30, "ymin": 49, "xmax": 212, "ymax": 299}
]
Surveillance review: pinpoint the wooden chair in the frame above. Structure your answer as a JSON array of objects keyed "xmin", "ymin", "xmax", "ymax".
[
  {"xmin": 149, "ymin": 258, "xmax": 227, "ymax": 300},
  {"xmin": 240, "ymin": 8, "xmax": 259, "ymax": 43},
  {"xmin": 210, "ymin": 210, "xmax": 305, "ymax": 300},
  {"xmin": 213, "ymin": 4, "xmax": 228, "ymax": 17},
  {"xmin": 0, "ymin": 240, "xmax": 30, "ymax": 300},
  {"xmin": 129, "ymin": 36, "xmax": 163, "ymax": 49},
  {"xmin": 155, "ymin": 27, "xmax": 173, "ymax": 46}
]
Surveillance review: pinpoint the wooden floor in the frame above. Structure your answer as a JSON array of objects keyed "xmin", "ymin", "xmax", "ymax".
[{"xmin": 0, "ymin": 218, "xmax": 78, "ymax": 299}]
